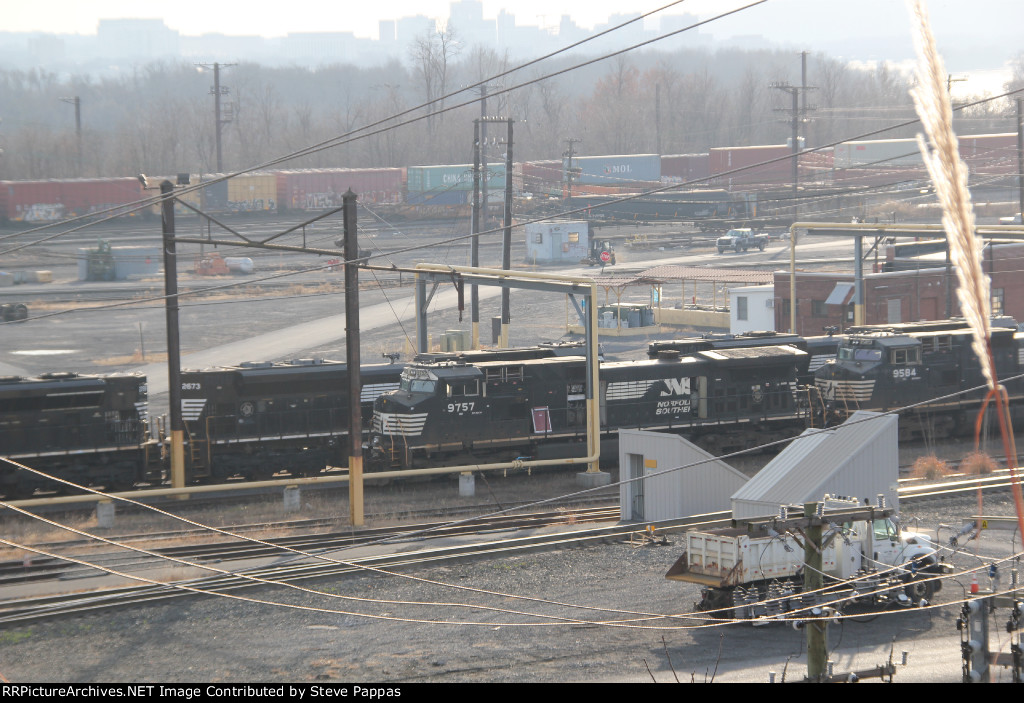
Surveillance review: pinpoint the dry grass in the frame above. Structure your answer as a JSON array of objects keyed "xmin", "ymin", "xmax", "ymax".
[
  {"xmin": 911, "ymin": 455, "xmax": 949, "ymax": 481},
  {"xmin": 94, "ymin": 350, "xmax": 168, "ymax": 366},
  {"xmin": 960, "ymin": 451, "xmax": 998, "ymax": 475}
]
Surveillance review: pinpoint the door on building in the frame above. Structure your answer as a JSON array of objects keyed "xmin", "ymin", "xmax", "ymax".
[
  {"xmin": 887, "ymin": 299, "xmax": 902, "ymax": 323},
  {"xmin": 628, "ymin": 453, "xmax": 645, "ymax": 520}
]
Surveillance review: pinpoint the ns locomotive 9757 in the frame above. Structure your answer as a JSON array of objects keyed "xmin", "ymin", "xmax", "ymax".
[
  {"xmin": 177, "ymin": 342, "xmax": 592, "ymax": 483},
  {"xmin": 0, "ymin": 372, "xmax": 158, "ymax": 497},
  {"xmin": 369, "ymin": 344, "xmax": 814, "ymax": 471}
]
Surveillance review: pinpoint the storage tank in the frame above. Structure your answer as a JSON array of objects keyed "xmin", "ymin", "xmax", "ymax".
[{"xmin": 225, "ymin": 257, "xmax": 254, "ymax": 275}]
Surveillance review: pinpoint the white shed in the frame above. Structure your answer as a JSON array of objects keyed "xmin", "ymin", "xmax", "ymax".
[
  {"xmin": 730, "ymin": 410, "xmax": 899, "ymax": 519},
  {"xmin": 524, "ymin": 220, "xmax": 590, "ymax": 264},
  {"xmin": 729, "ymin": 284, "xmax": 775, "ymax": 334},
  {"xmin": 618, "ymin": 429, "xmax": 749, "ymax": 522}
]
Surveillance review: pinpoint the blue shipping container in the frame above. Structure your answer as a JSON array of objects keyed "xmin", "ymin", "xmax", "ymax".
[
  {"xmin": 564, "ymin": 154, "xmax": 661, "ymax": 186},
  {"xmin": 408, "ymin": 164, "xmax": 506, "ymax": 192}
]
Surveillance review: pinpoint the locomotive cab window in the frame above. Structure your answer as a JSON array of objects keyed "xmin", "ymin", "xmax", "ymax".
[
  {"xmin": 447, "ymin": 380, "xmax": 479, "ymax": 397},
  {"xmin": 890, "ymin": 347, "xmax": 920, "ymax": 365}
]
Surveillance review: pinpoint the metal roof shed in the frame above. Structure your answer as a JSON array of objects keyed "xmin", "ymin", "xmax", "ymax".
[
  {"xmin": 619, "ymin": 429, "xmax": 749, "ymax": 522},
  {"xmin": 730, "ymin": 410, "xmax": 898, "ymax": 519}
]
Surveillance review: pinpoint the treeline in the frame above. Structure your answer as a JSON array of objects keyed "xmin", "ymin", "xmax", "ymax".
[{"xmin": 0, "ymin": 37, "xmax": 1017, "ymax": 181}]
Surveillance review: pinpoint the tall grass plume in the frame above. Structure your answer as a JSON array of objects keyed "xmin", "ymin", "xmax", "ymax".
[{"xmin": 908, "ymin": 0, "xmax": 994, "ymax": 390}]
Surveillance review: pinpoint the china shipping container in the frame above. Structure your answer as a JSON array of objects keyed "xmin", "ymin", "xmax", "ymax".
[
  {"xmin": 0, "ymin": 178, "xmax": 143, "ymax": 223},
  {"xmin": 564, "ymin": 154, "xmax": 661, "ymax": 186},
  {"xmin": 660, "ymin": 154, "xmax": 710, "ymax": 184},
  {"xmin": 276, "ymin": 168, "xmax": 405, "ymax": 212},
  {"xmin": 407, "ymin": 164, "xmax": 506, "ymax": 193}
]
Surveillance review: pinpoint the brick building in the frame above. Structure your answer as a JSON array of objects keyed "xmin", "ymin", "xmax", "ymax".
[{"xmin": 772, "ymin": 242, "xmax": 1024, "ymax": 334}]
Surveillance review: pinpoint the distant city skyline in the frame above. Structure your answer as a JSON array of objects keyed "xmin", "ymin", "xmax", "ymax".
[
  {"xmin": 7, "ymin": 0, "xmax": 1022, "ymax": 45},
  {"xmin": 3, "ymin": 0, "xmax": 1022, "ymax": 91}
]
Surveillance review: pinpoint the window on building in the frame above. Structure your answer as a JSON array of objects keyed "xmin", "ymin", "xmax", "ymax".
[
  {"xmin": 568, "ymin": 232, "xmax": 579, "ymax": 243},
  {"xmin": 534, "ymin": 232, "xmax": 543, "ymax": 243},
  {"xmin": 993, "ymin": 288, "xmax": 1005, "ymax": 315},
  {"xmin": 812, "ymin": 300, "xmax": 827, "ymax": 317},
  {"xmin": 737, "ymin": 296, "xmax": 748, "ymax": 320}
]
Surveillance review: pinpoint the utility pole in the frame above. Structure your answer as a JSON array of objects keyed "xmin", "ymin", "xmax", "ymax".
[
  {"xmin": 60, "ymin": 96, "xmax": 81, "ymax": 176},
  {"xmin": 342, "ymin": 189, "xmax": 364, "ymax": 526},
  {"xmin": 771, "ymin": 55, "xmax": 816, "ymax": 219},
  {"xmin": 197, "ymin": 62, "xmax": 236, "ymax": 172},
  {"xmin": 501, "ymin": 118, "xmax": 513, "ymax": 347},
  {"xmin": 563, "ymin": 138, "xmax": 582, "ymax": 209},
  {"xmin": 471, "ymin": 119, "xmax": 482, "ymax": 349},
  {"xmin": 655, "ymin": 82, "xmax": 662, "ymax": 156},
  {"xmin": 160, "ymin": 180, "xmax": 185, "ymax": 490}
]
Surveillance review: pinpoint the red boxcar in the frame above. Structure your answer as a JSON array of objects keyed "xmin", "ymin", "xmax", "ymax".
[
  {"xmin": 276, "ymin": 168, "xmax": 405, "ymax": 212},
  {"xmin": 0, "ymin": 178, "xmax": 143, "ymax": 223}
]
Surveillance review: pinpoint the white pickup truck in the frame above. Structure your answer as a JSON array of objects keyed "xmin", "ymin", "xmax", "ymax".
[
  {"xmin": 716, "ymin": 228, "xmax": 769, "ymax": 254},
  {"xmin": 666, "ymin": 511, "xmax": 946, "ymax": 617}
]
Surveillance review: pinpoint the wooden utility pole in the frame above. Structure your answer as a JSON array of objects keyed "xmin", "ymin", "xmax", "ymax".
[
  {"xmin": 342, "ymin": 190, "xmax": 364, "ymax": 526},
  {"xmin": 501, "ymin": 118, "xmax": 513, "ymax": 347},
  {"xmin": 160, "ymin": 180, "xmax": 185, "ymax": 490},
  {"xmin": 197, "ymin": 62, "xmax": 236, "ymax": 172},
  {"xmin": 471, "ymin": 119, "xmax": 482, "ymax": 349}
]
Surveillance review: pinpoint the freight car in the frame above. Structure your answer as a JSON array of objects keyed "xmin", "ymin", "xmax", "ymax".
[
  {"xmin": 0, "ymin": 372, "xmax": 158, "ymax": 498},
  {"xmin": 814, "ymin": 319, "xmax": 1024, "ymax": 438},
  {"xmin": 368, "ymin": 344, "xmax": 814, "ymax": 471}
]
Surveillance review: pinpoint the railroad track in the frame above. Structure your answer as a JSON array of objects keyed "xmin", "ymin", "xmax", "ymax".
[
  {"xmin": 0, "ymin": 504, "xmax": 619, "ymax": 587},
  {"xmin": 0, "ymin": 474, "xmax": 1019, "ymax": 626}
]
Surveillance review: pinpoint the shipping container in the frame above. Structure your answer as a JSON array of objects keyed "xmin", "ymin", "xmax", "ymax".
[
  {"xmin": 407, "ymin": 164, "xmax": 506, "ymax": 193},
  {"xmin": 709, "ymin": 145, "xmax": 792, "ymax": 188},
  {"xmin": 660, "ymin": 154, "xmax": 710, "ymax": 183},
  {"xmin": 565, "ymin": 154, "xmax": 661, "ymax": 186},
  {"xmin": 521, "ymin": 160, "xmax": 563, "ymax": 188},
  {"xmin": 958, "ymin": 132, "xmax": 1017, "ymax": 178},
  {"xmin": 834, "ymin": 138, "xmax": 923, "ymax": 169}
]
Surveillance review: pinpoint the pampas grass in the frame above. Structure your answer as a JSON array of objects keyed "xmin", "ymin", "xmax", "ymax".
[
  {"xmin": 909, "ymin": 0, "xmax": 1024, "ymax": 543},
  {"xmin": 908, "ymin": 0, "xmax": 995, "ymax": 390}
]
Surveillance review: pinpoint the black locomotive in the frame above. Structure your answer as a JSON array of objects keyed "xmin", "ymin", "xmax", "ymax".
[
  {"xmin": 177, "ymin": 342, "xmax": 594, "ymax": 482},
  {"xmin": 0, "ymin": 372, "xmax": 158, "ymax": 497},
  {"xmin": 368, "ymin": 344, "xmax": 813, "ymax": 470},
  {"xmin": 646, "ymin": 330, "xmax": 840, "ymax": 383},
  {"xmin": 814, "ymin": 319, "xmax": 1024, "ymax": 438}
]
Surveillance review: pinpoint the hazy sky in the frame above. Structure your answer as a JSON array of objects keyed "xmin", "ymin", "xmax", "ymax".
[{"xmin": 7, "ymin": 0, "xmax": 1021, "ymax": 44}]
